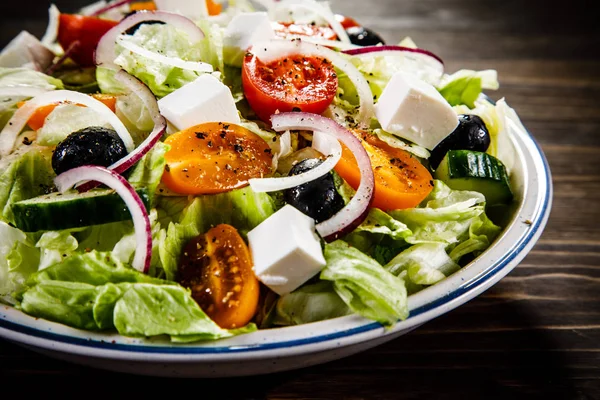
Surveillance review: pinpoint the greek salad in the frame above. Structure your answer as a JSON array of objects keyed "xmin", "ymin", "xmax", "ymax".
[{"xmin": 0, "ymin": 0, "xmax": 526, "ymax": 342}]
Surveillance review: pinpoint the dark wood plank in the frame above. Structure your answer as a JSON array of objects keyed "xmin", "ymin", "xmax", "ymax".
[{"xmin": 1, "ymin": 0, "xmax": 599, "ymax": 399}]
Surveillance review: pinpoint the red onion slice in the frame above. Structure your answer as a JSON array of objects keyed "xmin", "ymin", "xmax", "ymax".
[
  {"xmin": 343, "ymin": 45, "xmax": 444, "ymax": 84},
  {"xmin": 95, "ymin": 10, "xmax": 205, "ymax": 70},
  {"xmin": 251, "ymin": 39, "xmax": 374, "ymax": 127},
  {"xmin": 271, "ymin": 112, "xmax": 375, "ymax": 242},
  {"xmin": 249, "ymin": 130, "xmax": 342, "ymax": 192},
  {"xmin": 55, "ymin": 166, "xmax": 152, "ymax": 273},
  {"xmin": 77, "ymin": 70, "xmax": 167, "ymax": 192},
  {"xmin": 0, "ymin": 90, "xmax": 134, "ymax": 157}
]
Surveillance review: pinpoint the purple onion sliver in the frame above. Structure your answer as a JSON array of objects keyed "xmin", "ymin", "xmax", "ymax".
[
  {"xmin": 342, "ymin": 44, "xmax": 444, "ymax": 65},
  {"xmin": 90, "ymin": 0, "xmax": 135, "ymax": 17}
]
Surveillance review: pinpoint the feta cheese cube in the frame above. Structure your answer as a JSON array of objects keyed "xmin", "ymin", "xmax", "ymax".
[
  {"xmin": 375, "ymin": 71, "xmax": 459, "ymax": 150},
  {"xmin": 223, "ymin": 12, "xmax": 276, "ymax": 67},
  {"xmin": 154, "ymin": 0, "xmax": 207, "ymax": 21},
  {"xmin": 248, "ymin": 205, "xmax": 326, "ymax": 295},
  {"xmin": 0, "ymin": 31, "xmax": 54, "ymax": 70},
  {"xmin": 157, "ymin": 74, "xmax": 241, "ymax": 130}
]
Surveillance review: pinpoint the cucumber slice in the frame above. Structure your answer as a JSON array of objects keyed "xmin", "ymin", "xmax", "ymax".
[
  {"xmin": 11, "ymin": 188, "xmax": 150, "ymax": 232},
  {"xmin": 434, "ymin": 150, "xmax": 513, "ymax": 206}
]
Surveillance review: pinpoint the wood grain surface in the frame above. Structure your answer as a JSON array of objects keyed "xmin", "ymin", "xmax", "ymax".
[{"xmin": 1, "ymin": 0, "xmax": 599, "ymax": 398}]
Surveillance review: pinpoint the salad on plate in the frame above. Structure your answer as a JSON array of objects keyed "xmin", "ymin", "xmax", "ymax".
[{"xmin": 0, "ymin": 0, "xmax": 524, "ymax": 342}]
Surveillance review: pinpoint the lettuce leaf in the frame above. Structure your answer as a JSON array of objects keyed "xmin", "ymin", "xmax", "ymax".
[
  {"xmin": 0, "ymin": 147, "xmax": 55, "ymax": 224},
  {"xmin": 438, "ymin": 69, "xmax": 499, "ymax": 108},
  {"xmin": 127, "ymin": 141, "xmax": 170, "ymax": 199},
  {"xmin": 37, "ymin": 104, "xmax": 111, "ymax": 146},
  {"xmin": 321, "ymin": 240, "xmax": 408, "ymax": 326},
  {"xmin": 0, "ymin": 221, "xmax": 38, "ymax": 303},
  {"xmin": 273, "ymin": 281, "xmax": 351, "ymax": 326}
]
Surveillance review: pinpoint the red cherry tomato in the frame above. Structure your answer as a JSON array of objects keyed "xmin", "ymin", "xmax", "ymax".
[
  {"xmin": 242, "ymin": 52, "xmax": 338, "ymax": 123},
  {"xmin": 57, "ymin": 14, "xmax": 118, "ymax": 67}
]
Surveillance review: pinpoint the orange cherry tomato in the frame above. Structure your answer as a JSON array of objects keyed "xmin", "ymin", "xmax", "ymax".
[
  {"xmin": 57, "ymin": 14, "xmax": 118, "ymax": 67},
  {"xmin": 161, "ymin": 122, "xmax": 273, "ymax": 195},
  {"xmin": 206, "ymin": 0, "xmax": 222, "ymax": 16},
  {"xmin": 334, "ymin": 132, "xmax": 434, "ymax": 211},
  {"xmin": 18, "ymin": 94, "xmax": 118, "ymax": 131},
  {"xmin": 178, "ymin": 224, "xmax": 260, "ymax": 329},
  {"xmin": 272, "ymin": 21, "xmax": 338, "ymax": 40},
  {"xmin": 129, "ymin": 1, "xmax": 157, "ymax": 11},
  {"xmin": 242, "ymin": 52, "xmax": 338, "ymax": 123}
]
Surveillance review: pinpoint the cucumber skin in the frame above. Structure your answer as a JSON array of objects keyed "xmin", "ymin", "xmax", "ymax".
[
  {"xmin": 435, "ymin": 150, "xmax": 513, "ymax": 206},
  {"xmin": 11, "ymin": 189, "xmax": 151, "ymax": 232}
]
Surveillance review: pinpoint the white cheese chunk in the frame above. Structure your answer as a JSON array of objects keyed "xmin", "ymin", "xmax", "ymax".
[
  {"xmin": 374, "ymin": 71, "xmax": 459, "ymax": 150},
  {"xmin": 0, "ymin": 31, "xmax": 55, "ymax": 70},
  {"xmin": 248, "ymin": 205, "xmax": 326, "ymax": 295},
  {"xmin": 154, "ymin": 0, "xmax": 208, "ymax": 21},
  {"xmin": 223, "ymin": 12, "xmax": 276, "ymax": 67},
  {"xmin": 157, "ymin": 74, "xmax": 241, "ymax": 131}
]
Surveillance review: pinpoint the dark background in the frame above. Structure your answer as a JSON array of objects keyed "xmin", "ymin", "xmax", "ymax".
[{"xmin": 1, "ymin": 1, "xmax": 600, "ymax": 398}]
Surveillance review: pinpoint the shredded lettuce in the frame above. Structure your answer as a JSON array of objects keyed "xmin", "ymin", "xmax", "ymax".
[
  {"xmin": 127, "ymin": 141, "xmax": 171, "ymax": 200},
  {"xmin": 321, "ymin": 240, "xmax": 408, "ymax": 326},
  {"xmin": 372, "ymin": 129, "xmax": 431, "ymax": 159}
]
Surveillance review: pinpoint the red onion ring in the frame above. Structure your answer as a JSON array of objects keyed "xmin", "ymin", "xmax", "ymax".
[
  {"xmin": 54, "ymin": 166, "xmax": 152, "ymax": 273},
  {"xmin": 77, "ymin": 70, "xmax": 167, "ymax": 192},
  {"xmin": 248, "ymin": 130, "xmax": 342, "ymax": 192},
  {"xmin": 95, "ymin": 10, "xmax": 205, "ymax": 70},
  {"xmin": 270, "ymin": 112, "xmax": 375, "ymax": 242},
  {"xmin": 342, "ymin": 45, "xmax": 444, "ymax": 65},
  {"xmin": 90, "ymin": 0, "xmax": 135, "ymax": 17}
]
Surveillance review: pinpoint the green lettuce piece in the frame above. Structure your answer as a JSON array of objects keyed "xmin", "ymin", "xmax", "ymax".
[
  {"xmin": 344, "ymin": 208, "xmax": 412, "ymax": 264},
  {"xmin": 0, "ymin": 147, "xmax": 55, "ymax": 224},
  {"xmin": 158, "ymin": 186, "xmax": 276, "ymax": 281},
  {"xmin": 0, "ymin": 221, "xmax": 38, "ymax": 303},
  {"xmin": 321, "ymin": 241, "xmax": 408, "ymax": 326},
  {"xmin": 372, "ymin": 129, "xmax": 430, "ymax": 159},
  {"xmin": 273, "ymin": 281, "xmax": 351, "ymax": 326},
  {"xmin": 0, "ymin": 67, "xmax": 63, "ymax": 129},
  {"xmin": 127, "ymin": 142, "xmax": 171, "ymax": 199},
  {"xmin": 19, "ymin": 280, "xmax": 100, "ymax": 330},
  {"xmin": 385, "ymin": 243, "xmax": 460, "ymax": 293},
  {"xmin": 93, "ymin": 283, "xmax": 130, "ymax": 330},
  {"xmin": 37, "ymin": 105, "xmax": 111, "ymax": 146},
  {"xmin": 23, "ymin": 250, "xmax": 166, "ymax": 289},
  {"xmin": 438, "ymin": 69, "xmax": 499, "ymax": 108},
  {"xmin": 389, "ymin": 180, "xmax": 487, "ymax": 245},
  {"xmin": 116, "ymin": 92, "xmax": 155, "ymax": 144},
  {"xmin": 197, "ymin": 20, "xmax": 225, "ymax": 73},
  {"xmin": 113, "ymin": 284, "xmax": 254, "ymax": 342},
  {"xmin": 448, "ymin": 212, "xmax": 501, "ymax": 262},
  {"xmin": 98, "ymin": 24, "xmax": 208, "ymax": 97},
  {"xmin": 35, "ymin": 230, "xmax": 79, "ymax": 270}
]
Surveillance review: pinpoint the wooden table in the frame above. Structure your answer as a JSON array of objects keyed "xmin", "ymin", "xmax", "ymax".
[{"xmin": 1, "ymin": 0, "xmax": 599, "ymax": 398}]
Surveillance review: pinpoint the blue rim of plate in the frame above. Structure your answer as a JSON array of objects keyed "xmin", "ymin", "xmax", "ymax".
[{"xmin": 0, "ymin": 125, "xmax": 552, "ymax": 355}]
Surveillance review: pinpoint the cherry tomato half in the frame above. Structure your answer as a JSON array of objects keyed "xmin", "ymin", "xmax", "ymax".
[
  {"xmin": 161, "ymin": 122, "xmax": 273, "ymax": 195},
  {"xmin": 334, "ymin": 132, "xmax": 434, "ymax": 211},
  {"xmin": 242, "ymin": 52, "xmax": 338, "ymax": 123},
  {"xmin": 178, "ymin": 224, "xmax": 260, "ymax": 329},
  {"xmin": 57, "ymin": 14, "xmax": 118, "ymax": 67},
  {"xmin": 272, "ymin": 21, "xmax": 338, "ymax": 40}
]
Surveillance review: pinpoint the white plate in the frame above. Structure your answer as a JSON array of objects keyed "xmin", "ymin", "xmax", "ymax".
[{"xmin": 0, "ymin": 116, "xmax": 552, "ymax": 377}]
